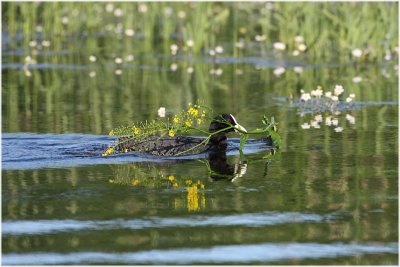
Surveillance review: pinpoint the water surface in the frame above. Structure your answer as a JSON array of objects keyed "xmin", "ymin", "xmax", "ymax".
[{"xmin": 2, "ymin": 3, "xmax": 399, "ymax": 264}]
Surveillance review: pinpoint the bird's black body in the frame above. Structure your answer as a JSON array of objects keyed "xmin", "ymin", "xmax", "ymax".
[{"xmin": 116, "ymin": 114, "xmax": 244, "ymax": 156}]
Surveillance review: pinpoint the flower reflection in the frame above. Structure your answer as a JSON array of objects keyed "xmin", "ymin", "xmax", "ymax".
[
  {"xmin": 294, "ymin": 85, "xmax": 357, "ymax": 132},
  {"xmin": 108, "ymin": 164, "xmax": 207, "ymax": 212}
]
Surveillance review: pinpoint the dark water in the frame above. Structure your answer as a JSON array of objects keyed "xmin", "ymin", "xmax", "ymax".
[{"xmin": 2, "ymin": 17, "xmax": 399, "ymax": 267}]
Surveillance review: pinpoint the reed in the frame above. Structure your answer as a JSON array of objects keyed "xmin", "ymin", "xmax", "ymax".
[{"xmin": 2, "ymin": 2, "xmax": 398, "ymax": 61}]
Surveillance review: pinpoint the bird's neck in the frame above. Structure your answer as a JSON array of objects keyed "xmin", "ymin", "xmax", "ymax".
[{"xmin": 209, "ymin": 133, "xmax": 228, "ymax": 150}]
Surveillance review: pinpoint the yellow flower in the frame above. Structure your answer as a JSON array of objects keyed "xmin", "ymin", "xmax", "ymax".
[
  {"xmin": 185, "ymin": 120, "xmax": 192, "ymax": 127},
  {"xmin": 201, "ymin": 111, "xmax": 206, "ymax": 118},
  {"xmin": 132, "ymin": 127, "xmax": 140, "ymax": 135},
  {"xmin": 185, "ymin": 179, "xmax": 192, "ymax": 185},
  {"xmin": 131, "ymin": 179, "xmax": 140, "ymax": 186},
  {"xmin": 187, "ymin": 107, "xmax": 199, "ymax": 117},
  {"xmin": 173, "ymin": 182, "xmax": 178, "ymax": 188},
  {"xmin": 201, "ymin": 184, "xmax": 205, "ymax": 189},
  {"xmin": 108, "ymin": 130, "xmax": 114, "ymax": 136},
  {"xmin": 173, "ymin": 116, "xmax": 180, "ymax": 124},
  {"xmin": 168, "ymin": 175, "xmax": 175, "ymax": 181},
  {"xmin": 168, "ymin": 129, "xmax": 175, "ymax": 137},
  {"xmin": 102, "ymin": 147, "xmax": 114, "ymax": 156},
  {"xmin": 197, "ymin": 118, "xmax": 202, "ymax": 125}
]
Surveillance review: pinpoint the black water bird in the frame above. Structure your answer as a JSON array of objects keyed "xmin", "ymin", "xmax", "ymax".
[{"xmin": 117, "ymin": 114, "xmax": 247, "ymax": 156}]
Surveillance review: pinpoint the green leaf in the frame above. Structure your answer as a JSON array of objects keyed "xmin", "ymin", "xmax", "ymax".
[{"xmin": 239, "ymin": 134, "xmax": 249, "ymax": 152}]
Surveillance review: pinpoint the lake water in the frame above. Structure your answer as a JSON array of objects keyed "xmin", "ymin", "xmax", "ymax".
[{"xmin": 2, "ymin": 4, "xmax": 399, "ymax": 264}]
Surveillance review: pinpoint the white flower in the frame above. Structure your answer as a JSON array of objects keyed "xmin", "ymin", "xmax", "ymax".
[
  {"xmin": 115, "ymin": 57, "xmax": 123, "ymax": 64},
  {"xmin": 384, "ymin": 50, "xmax": 391, "ymax": 61},
  {"xmin": 215, "ymin": 46, "xmax": 224, "ymax": 54},
  {"xmin": 235, "ymin": 41, "xmax": 245, "ymax": 49},
  {"xmin": 294, "ymin": 66, "xmax": 303, "ymax": 73},
  {"xmin": 294, "ymin": 35, "xmax": 304, "ymax": 43},
  {"xmin": 334, "ymin": 127, "xmax": 343, "ymax": 132},
  {"xmin": 170, "ymin": 44, "xmax": 178, "ymax": 55},
  {"xmin": 105, "ymin": 3, "xmax": 114, "ymax": 12},
  {"xmin": 300, "ymin": 93, "xmax": 311, "ymax": 102},
  {"xmin": 325, "ymin": 116, "xmax": 332, "ymax": 126},
  {"xmin": 125, "ymin": 55, "xmax": 134, "ymax": 62},
  {"xmin": 187, "ymin": 66, "xmax": 194, "ymax": 74},
  {"xmin": 273, "ymin": 42, "xmax": 286, "ymax": 51},
  {"xmin": 24, "ymin": 56, "xmax": 32, "ymax": 64},
  {"xmin": 352, "ymin": 76, "xmax": 362, "ymax": 83},
  {"xmin": 24, "ymin": 70, "xmax": 32, "ymax": 77},
  {"xmin": 61, "ymin": 16, "xmax": 69, "ymax": 25},
  {"xmin": 215, "ymin": 68, "xmax": 223, "ymax": 76},
  {"xmin": 301, "ymin": 123, "xmax": 311, "ymax": 129},
  {"xmin": 89, "ymin": 71, "xmax": 96, "ymax": 78},
  {"xmin": 346, "ymin": 114, "xmax": 355, "ymax": 124},
  {"xmin": 255, "ymin": 35, "xmax": 266, "ymax": 42},
  {"xmin": 114, "ymin": 8, "xmax": 123, "ymax": 17},
  {"xmin": 273, "ymin": 67, "xmax": 285, "ymax": 76},
  {"xmin": 158, "ymin": 107, "xmax": 166, "ymax": 118},
  {"xmin": 311, "ymin": 88, "xmax": 323, "ymax": 97},
  {"xmin": 346, "ymin": 97, "xmax": 353, "ymax": 103},
  {"xmin": 41, "ymin": 40, "xmax": 50, "ymax": 47},
  {"xmin": 209, "ymin": 49, "xmax": 216, "ymax": 56},
  {"xmin": 178, "ymin": 11, "xmax": 186, "ymax": 19},
  {"xmin": 334, "ymin": 85, "xmax": 344, "ymax": 96},
  {"xmin": 164, "ymin": 6, "xmax": 173, "ymax": 17},
  {"xmin": 115, "ymin": 69, "xmax": 123, "ymax": 75},
  {"xmin": 29, "ymin": 40, "xmax": 37, "ymax": 47},
  {"xmin": 186, "ymin": 39, "xmax": 194, "ymax": 48},
  {"xmin": 170, "ymin": 63, "xmax": 178, "ymax": 71},
  {"xmin": 332, "ymin": 118, "xmax": 339, "ymax": 126},
  {"xmin": 89, "ymin": 55, "xmax": 97, "ymax": 62},
  {"xmin": 311, "ymin": 120, "xmax": 320, "ymax": 129},
  {"xmin": 331, "ymin": 95, "xmax": 339, "ymax": 101},
  {"xmin": 298, "ymin": 43, "xmax": 307, "ymax": 52},
  {"xmin": 349, "ymin": 93, "xmax": 356, "ymax": 98},
  {"xmin": 314, "ymin": 114, "xmax": 323, "ymax": 122},
  {"xmin": 138, "ymin": 4, "xmax": 148, "ymax": 13},
  {"xmin": 125, "ymin": 29, "xmax": 135, "ymax": 37},
  {"xmin": 325, "ymin": 91, "xmax": 332, "ymax": 98},
  {"xmin": 292, "ymin": 50, "xmax": 300, "ymax": 56},
  {"xmin": 352, "ymin": 48, "xmax": 363, "ymax": 57}
]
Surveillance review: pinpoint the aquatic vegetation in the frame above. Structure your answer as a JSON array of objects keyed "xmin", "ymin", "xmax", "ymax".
[
  {"xmin": 2, "ymin": 2, "xmax": 398, "ymax": 62},
  {"xmin": 290, "ymin": 85, "xmax": 358, "ymax": 132},
  {"xmin": 103, "ymin": 102, "xmax": 280, "ymax": 157}
]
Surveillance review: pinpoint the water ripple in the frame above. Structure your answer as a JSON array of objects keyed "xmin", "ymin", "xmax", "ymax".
[
  {"xmin": 2, "ymin": 242, "xmax": 397, "ymax": 265},
  {"xmin": 2, "ymin": 211, "xmax": 329, "ymax": 236},
  {"xmin": 2, "ymin": 133, "xmax": 273, "ymax": 170}
]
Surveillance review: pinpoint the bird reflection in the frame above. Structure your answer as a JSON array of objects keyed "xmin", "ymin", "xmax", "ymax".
[
  {"xmin": 207, "ymin": 146, "xmax": 276, "ymax": 182},
  {"xmin": 207, "ymin": 151, "xmax": 248, "ymax": 182}
]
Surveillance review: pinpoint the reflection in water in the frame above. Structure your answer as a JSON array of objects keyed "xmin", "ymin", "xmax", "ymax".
[
  {"xmin": 289, "ymin": 85, "xmax": 360, "ymax": 132},
  {"xmin": 108, "ymin": 162, "xmax": 208, "ymax": 212},
  {"xmin": 108, "ymin": 149, "xmax": 277, "ymax": 212}
]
